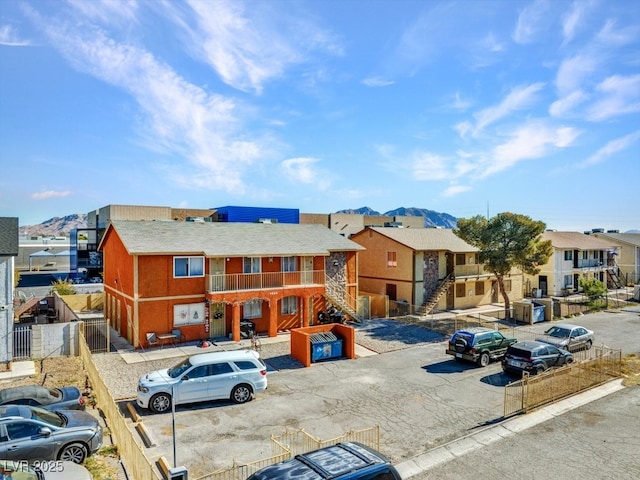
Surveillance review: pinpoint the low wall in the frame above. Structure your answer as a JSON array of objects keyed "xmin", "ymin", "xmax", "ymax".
[
  {"xmin": 30, "ymin": 322, "xmax": 80, "ymax": 359},
  {"xmin": 290, "ymin": 324, "xmax": 356, "ymax": 367}
]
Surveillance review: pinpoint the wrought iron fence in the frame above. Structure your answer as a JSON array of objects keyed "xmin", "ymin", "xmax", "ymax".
[{"xmin": 504, "ymin": 346, "xmax": 622, "ymax": 418}]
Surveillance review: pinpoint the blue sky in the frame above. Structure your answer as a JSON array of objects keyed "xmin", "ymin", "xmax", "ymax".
[{"xmin": 1, "ymin": 0, "xmax": 639, "ymax": 232}]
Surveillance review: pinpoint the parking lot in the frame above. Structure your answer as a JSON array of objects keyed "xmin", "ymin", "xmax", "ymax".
[{"xmin": 94, "ymin": 306, "xmax": 640, "ymax": 477}]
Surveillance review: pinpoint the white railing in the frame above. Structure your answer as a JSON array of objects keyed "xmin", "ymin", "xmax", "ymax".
[{"xmin": 207, "ymin": 270, "xmax": 325, "ymax": 292}]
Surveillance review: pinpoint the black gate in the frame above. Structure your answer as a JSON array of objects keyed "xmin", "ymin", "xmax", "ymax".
[{"xmin": 82, "ymin": 318, "xmax": 109, "ymax": 353}]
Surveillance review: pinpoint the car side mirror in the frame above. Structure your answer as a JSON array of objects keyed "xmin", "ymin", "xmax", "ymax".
[{"xmin": 39, "ymin": 427, "xmax": 52, "ymax": 437}]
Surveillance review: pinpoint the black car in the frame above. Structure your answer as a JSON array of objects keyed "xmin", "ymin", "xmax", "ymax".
[
  {"xmin": 0, "ymin": 385, "xmax": 86, "ymax": 411},
  {"xmin": 446, "ymin": 327, "xmax": 517, "ymax": 367},
  {"xmin": 502, "ymin": 340, "xmax": 574, "ymax": 376},
  {"xmin": 247, "ymin": 442, "xmax": 402, "ymax": 480}
]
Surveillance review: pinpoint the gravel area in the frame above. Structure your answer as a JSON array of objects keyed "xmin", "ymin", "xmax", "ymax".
[{"xmin": 92, "ymin": 319, "xmax": 447, "ymax": 401}]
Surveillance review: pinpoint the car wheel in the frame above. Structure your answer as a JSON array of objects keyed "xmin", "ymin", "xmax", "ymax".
[
  {"xmin": 454, "ymin": 338, "xmax": 467, "ymax": 353},
  {"xmin": 586, "ymin": 340, "xmax": 592, "ymax": 350},
  {"xmin": 58, "ymin": 442, "xmax": 88, "ymax": 464},
  {"xmin": 535, "ymin": 366, "xmax": 545, "ymax": 375},
  {"xmin": 231, "ymin": 384, "xmax": 252, "ymax": 404},
  {"xmin": 478, "ymin": 352, "xmax": 490, "ymax": 367},
  {"xmin": 566, "ymin": 356, "xmax": 574, "ymax": 364},
  {"xmin": 150, "ymin": 392, "xmax": 172, "ymax": 413}
]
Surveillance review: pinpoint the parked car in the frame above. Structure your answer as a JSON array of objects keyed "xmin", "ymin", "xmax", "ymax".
[
  {"xmin": 0, "ymin": 385, "xmax": 85, "ymax": 411},
  {"xmin": 246, "ymin": 442, "xmax": 402, "ymax": 480},
  {"xmin": 136, "ymin": 350, "xmax": 268, "ymax": 414},
  {"xmin": 502, "ymin": 340, "xmax": 574, "ymax": 376},
  {"xmin": 0, "ymin": 460, "xmax": 93, "ymax": 480},
  {"xmin": 0, "ymin": 405, "xmax": 103, "ymax": 464},
  {"xmin": 445, "ymin": 327, "xmax": 517, "ymax": 367},
  {"xmin": 535, "ymin": 323, "xmax": 594, "ymax": 352}
]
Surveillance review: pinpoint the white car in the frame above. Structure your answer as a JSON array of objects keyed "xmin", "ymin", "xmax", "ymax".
[{"xmin": 136, "ymin": 350, "xmax": 268, "ymax": 413}]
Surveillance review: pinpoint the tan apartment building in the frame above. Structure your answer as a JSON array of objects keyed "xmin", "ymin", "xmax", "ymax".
[
  {"xmin": 590, "ymin": 231, "xmax": 640, "ymax": 286},
  {"xmin": 350, "ymin": 227, "xmax": 523, "ymax": 316}
]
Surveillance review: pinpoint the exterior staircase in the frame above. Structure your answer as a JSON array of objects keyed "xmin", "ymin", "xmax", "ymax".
[
  {"xmin": 324, "ymin": 275, "xmax": 363, "ymax": 323},
  {"xmin": 416, "ymin": 272, "xmax": 455, "ymax": 316},
  {"xmin": 12, "ymin": 295, "xmax": 41, "ymax": 319},
  {"xmin": 607, "ymin": 266, "xmax": 624, "ymax": 289}
]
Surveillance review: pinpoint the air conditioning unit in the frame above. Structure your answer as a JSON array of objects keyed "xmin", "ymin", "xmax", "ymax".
[{"xmin": 168, "ymin": 466, "xmax": 188, "ymax": 480}]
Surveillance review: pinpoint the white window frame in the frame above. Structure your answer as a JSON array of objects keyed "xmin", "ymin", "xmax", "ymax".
[
  {"xmin": 243, "ymin": 299, "xmax": 262, "ymax": 319},
  {"xmin": 564, "ymin": 275, "xmax": 573, "ymax": 287},
  {"xmin": 174, "ymin": 256, "xmax": 205, "ymax": 278},
  {"xmin": 243, "ymin": 257, "xmax": 261, "ymax": 274},
  {"xmin": 282, "ymin": 256, "xmax": 297, "ymax": 272},
  {"xmin": 281, "ymin": 296, "xmax": 297, "ymax": 315},
  {"xmin": 174, "ymin": 303, "xmax": 205, "ymax": 326}
]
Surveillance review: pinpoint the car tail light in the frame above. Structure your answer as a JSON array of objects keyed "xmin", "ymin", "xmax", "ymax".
[
  {"xmin": 78, "ymin": 396, "xmax": 85, "ymax": 406},
  {"xmin": 470, "ymin": 348, "xmax": 476, "ymax": 354},
  {"xmin": 260, "ymin": 369, "xmax": 267, "ymax": 376}
]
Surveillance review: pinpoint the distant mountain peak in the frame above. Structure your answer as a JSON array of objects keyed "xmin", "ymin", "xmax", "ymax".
[
  {"xmin": 19, "ymin": 214, "xmax": 87, "ymax": 237},
  {"xmin": 336, "ymin": 206, "xmax": 458, "ymax": 228}
]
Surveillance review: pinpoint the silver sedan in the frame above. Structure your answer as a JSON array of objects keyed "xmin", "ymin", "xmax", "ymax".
[{"xmin": 535, "ymin": 323, "xmax": 594, "ymax": 352}]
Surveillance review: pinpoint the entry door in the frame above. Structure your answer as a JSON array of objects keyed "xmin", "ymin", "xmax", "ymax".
[
  {"xmin": 209, "ymin": 302, "xmax": 226, "ymax": 338},
  {"xmin": 539, "ymin": 276, "xmax": 548, "ymax": 296},
  {"xmin": 301, "ymin": 256, "xmax": 313, "ymax": 284},
  {"xmin": 386, "ymin": 283, "xmax": 397, "ymax": 301}
]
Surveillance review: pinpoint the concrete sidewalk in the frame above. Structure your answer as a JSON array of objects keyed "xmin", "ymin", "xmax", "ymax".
[{"xmin": 395, "ymin": 378, "xmax": 626, "ymax": 478}]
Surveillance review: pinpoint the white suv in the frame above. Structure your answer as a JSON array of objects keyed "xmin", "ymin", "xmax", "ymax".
[{"xmin": 136, "ymin": 350, "xmax": 268, "ymax": 413}]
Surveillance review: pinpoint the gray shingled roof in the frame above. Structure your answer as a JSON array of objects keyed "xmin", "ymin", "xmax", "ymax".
[
  {"xmin": 366, "ymin": 227, "xmax": 477, "ymax": 252},
  {"xmin": 592, "ymin": 232, "xmax": 640, "ymax": 247},
  {"xmin": 541, "ymin": 231, "xmax": 622, "ymax": 250},
  {"xmin": 106, "ymin": 220, "xmax": 364, "ymax": 256}
]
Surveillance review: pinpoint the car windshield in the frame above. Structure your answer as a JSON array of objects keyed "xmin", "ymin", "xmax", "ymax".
[
  {"xmin": 545, "ymin": 327, "xmax": 570, "ymax": 338},
  {"xmin": 29, "ymin": 406, "xmax": 64, "ymax": 427},
  {"xmin": 168, "ymin": 359, "xmax": 193, "ymax": 378}
]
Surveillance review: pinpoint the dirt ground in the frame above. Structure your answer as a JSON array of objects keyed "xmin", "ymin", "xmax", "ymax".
[{"xmin": 1, "ymin": 356, "xmax": 120, "ymax": 480}]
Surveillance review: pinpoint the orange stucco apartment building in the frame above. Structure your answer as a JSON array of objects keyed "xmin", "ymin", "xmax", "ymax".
[{"xmin": 99, "ymin": 219, "xmax": 363, "ymax": 348}]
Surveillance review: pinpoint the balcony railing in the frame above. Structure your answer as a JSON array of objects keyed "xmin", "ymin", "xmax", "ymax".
[
  {"xmin": 207, "ymin": 270, "xmax": 325, "ymax": 293},
  {"xmin": 454, "ymin": 264, "xmax": 490, "ymax": 277},
  {"xmin": 577, "ymin": 259, "xmax": 603, "ymax": 268}
]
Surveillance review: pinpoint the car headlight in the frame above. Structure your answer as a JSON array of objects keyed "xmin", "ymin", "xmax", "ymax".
[{"xmin": 138, "ymin": 385, "xmax": 149, "ymax": 393}]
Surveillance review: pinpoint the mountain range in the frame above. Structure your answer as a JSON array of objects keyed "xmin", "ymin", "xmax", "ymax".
[{"xmin": 19, "ymin": 207, "xmax": 457, "ymax": 236}]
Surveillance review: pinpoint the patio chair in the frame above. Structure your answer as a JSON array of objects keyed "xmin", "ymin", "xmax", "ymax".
[
  {"xmin": 146, "ymin": 332, "xmax": 160, "ymax": 348},
  {"xmin": 171, "ymin": 329, "xmax": 182, "ymax": 343}
]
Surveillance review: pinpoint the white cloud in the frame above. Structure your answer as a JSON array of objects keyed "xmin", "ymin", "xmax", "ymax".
[
  {"xmin": 0, "ymin": 24, "xmax": 31, "ymax": 46},
  {"xmin": 66, "ymin": 0, "xmax": 138, "ymax": 24},
  {"xmin": 412, "ymin": 153, "xmax": 450, "ymax": 181},
  {"xmin": 586, "ymin": 74, "xmax": 640, "ymax": 121},
  {"xmin": 581, "ymin": 130, "xmax": 640, "ymax": 168},
  {"xmin": 513, "ymin": 0, "xmax": 550, "ymax": 44},
  {"xmin": 549, "ymin": 90, "xmax": 588, "ymax": 117},
  {"xmin": 30, "ymin": 12, "xmax": 269, "ymax": 193},
  {"xmin": 280, "ymin": 157, "xmax": 331, "ymax": 190},
  {"xmin": 561, "ymin": 0, "xmax": 594, "ymax": 44},
  {"xmin": 451, "ymin": 92, "xmax": 472, "ymax": 112},
  {"xmin": 167, "ymin": 0, "xmax": 341, "ymax": 94},
  {"xmin": 555, "ymin": 54, "xmax": 598, "ymax": 95},
  {"xmin": 31, "ymin": 190, "xmax": 72, "ymax": 200},
  {"xmin": 442, "ymin": 185, "xmax": 471, "ymax": 197},
  {"xmin": 473, "ymin": 83, "xmax": 545, "ymax": 134},
  {"xmin": 362, "ymin": 77, "xmax": 395, "ymax": 87},
  {"xmin": 486, "ymin": 121, "xmax": 580, "ymax": 177},
  {"xmin": 596, "ymin": 19, "xmax": 640, "ymax": 46}
]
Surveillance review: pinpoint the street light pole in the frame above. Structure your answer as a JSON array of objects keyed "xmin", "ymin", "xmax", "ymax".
[{"xmin": 172, "ymin": 382, "xmax": 177, "ymax": 468}]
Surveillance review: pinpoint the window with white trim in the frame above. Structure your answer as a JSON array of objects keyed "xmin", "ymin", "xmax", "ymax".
[
  {"xmin": 281, "ymin": 296, "xmax": 297, "ymax": 315},
  {"xmin": 564, "ymin": 250, "xmax": 573, "ymax": 261},
  {"xmin": 243, "ymin": 299, "xmax": 262, "ymax": 319},
  {"xmin": 174, "ymin": 303, "xmax": 205, "ymax": 326},
  {"xmin": 174, "ymin": 256, "xmax": 204, "ymax": 278},
  {"xmin": 564, "ymin": 275, "xmax": 572, "ymax": 287},
  {"xmin": 243, "ymin": 257, "xmax": 261, "ymax": 274},
  {"xmin": 282, "ymin": 256, "xmax": 297, "ymax": 272}
]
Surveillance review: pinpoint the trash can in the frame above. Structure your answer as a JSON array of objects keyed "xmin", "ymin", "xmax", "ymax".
[
  {"xmin": 240, "ymin": 320, "xmax": 256, "ymax": 339},
  {"xmin": 310, "ymin": 332, "xmax": 343, "ymax": 362},
  {"xmin": 532, "ymin": 303, "xmax": 545, "ymax": 323}
]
